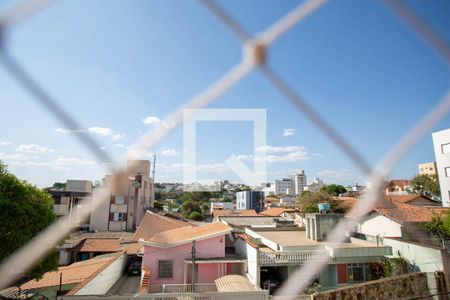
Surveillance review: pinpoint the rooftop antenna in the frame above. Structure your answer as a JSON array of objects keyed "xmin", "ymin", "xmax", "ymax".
[{"xmin": 152, "ymin": 153, "xmax": 156, "ymax": 181}]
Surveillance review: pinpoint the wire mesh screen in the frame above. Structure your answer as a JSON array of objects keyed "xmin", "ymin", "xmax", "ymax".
[{"xmin": 0, "ymin": 0, "xmax": 449, "ymax": 298}]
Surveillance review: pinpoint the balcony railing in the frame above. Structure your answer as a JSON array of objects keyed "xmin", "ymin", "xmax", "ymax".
[
  {"xmin": 148, "ymin": 283, "xmax": 217, "ymax": 294},
  {"xmin": 259, "ymin": 250, "xmax": 333, "ymax": 266}
]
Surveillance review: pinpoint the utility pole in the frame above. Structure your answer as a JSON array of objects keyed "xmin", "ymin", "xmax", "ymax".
[{"xmin": 191, "ymin": 240, "xmax": 196, "ymax": 292}]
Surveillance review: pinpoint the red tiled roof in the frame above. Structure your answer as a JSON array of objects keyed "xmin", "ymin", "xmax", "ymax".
[
  {"xmin": 375, "ymin": 202, "xmax": 448, "ymax": 223},
  {"xmin": 386, "ymin": 179, "xmax": 411, "ymax": 189},
  {"xmin": 124, "ymin": 242, "xmax": 143, "ymax": 255},
  {"xmin": 132, "ymin": 211, "xmax": 192, "ymax": 242},
  {"xmin": 213, "ymin": 209, "xmax": 258, "ymax": 218},
  {"xmin": 146, "ymin": 222, "xmax": 231, "ymax": 245},
  {"xmin": 21, "ymin": 255, "xmax": 118, "ymax": 290},
  {"xmin": 259, "ymin": 207, "xmax": 297, "ymax": 217},
  {"xmin": 235, "ymin": 233, "xmax": 259, "ymax": 248},
  {"xmin": 77, "ymin": 238, "xmax": 121, "ymax": 253}
]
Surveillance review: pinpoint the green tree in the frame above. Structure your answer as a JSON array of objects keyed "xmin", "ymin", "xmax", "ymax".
[
  {"xmin": 154, "ymin": 201, "xmax": 164, "ymax": 210},
  {"xmin": 187, "ymin": 211, "xmax": 204, "ymax": 221},
  {"xmin": 423, "ymin": 211, "xmax": 450, "ymax": 248},
  {"xmin": 411, "ymin": 174, "xmax": 440, "ymax": 199},
  {"xmin": 320, "ymin": 184, "xmax": 347, "ymax": 196},
  {"xmin": 0, "ymin": 161, "xmax": 58, "ymax": 280},
  {"xmin": 52, "ymin": 182, "xmax": 66, "ymax": 189},
  {"xmin": 299, "ymin": 191, "xmax": 347, "ymax": 214}
]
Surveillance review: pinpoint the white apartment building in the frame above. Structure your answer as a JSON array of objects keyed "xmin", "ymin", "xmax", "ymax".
[
  {"xmin": 275, "ymin": 178, "xmax": 294, "ymax": 195},
  {"xmin": 306, "ymin": 177, "xmax": 324, "ymax": 192},
  {"xmin": 261, "ymin": 182, "xmax": 275, "ymax": 196},
  {"xmin": 292, "ymin": 171, "xmax": 307, "ymax": 194},
  {"xmin": 432, "ymin": 128, "xmax": 450, "ymax": 207}
]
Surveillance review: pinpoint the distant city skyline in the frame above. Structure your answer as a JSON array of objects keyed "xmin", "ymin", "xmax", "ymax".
[{"xmin": 0, "ymin": 0, "xmax": 449, "ymax": 187}]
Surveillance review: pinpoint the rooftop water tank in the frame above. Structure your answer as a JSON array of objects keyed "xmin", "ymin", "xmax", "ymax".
[{"xmin": 318, "ymin": 203, "xmax": 330, "ymax": 214}]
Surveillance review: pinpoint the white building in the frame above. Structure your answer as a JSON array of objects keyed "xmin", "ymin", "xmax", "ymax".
[
  {"xmin": 275, "ymin": 178, "xmax": 294, "ymax": 195},
  {"xmin": 432, "ymin": 128, "xmax": 450, "ymax": 207},
  {"xmin": 307, "ymin": 177, "xmax": 325, "ymax": 192},
  {"xmin": 261, "ymin": 183, "xmax": 275, "ymax": 197},
  {"xmin": 292, "ymin": 171, "xmax": 307, "ymax": 195}
]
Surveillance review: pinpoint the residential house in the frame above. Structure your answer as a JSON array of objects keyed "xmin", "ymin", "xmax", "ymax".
[
  {"xmin": 137, "ymin": 220, "xmax": 246, "ymax": 293},
  {"xmin": 234, "ymin": 213, "xmax": 391, "ymax": 293},
  {"xmin": 354, "ymin": 196, "xmax": 448, "ymax": 239},
  {"xmin": 58, "ymin": 231, "xmax": 134, "ymax": 265},
  {"xmin": 89, "ymin": 160, "xmax": 155, "ymax": 231},
  {"xmin": 17, "ymin": 252, "xmax": 126, "ymax": 299},
  {"xmin": 385, "ymin": 179, "xmax": 412, "ymax": 195}
]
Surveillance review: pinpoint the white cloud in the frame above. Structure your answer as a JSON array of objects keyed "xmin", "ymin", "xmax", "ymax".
[
  {"xmin": 88, "ymin": 127, "xmax": 125, "ymax": 141},
  {"xmin": 16, "ymin": 144, "xmax": 55, "ymax": 154},
  {"xmin": 256, "ymin": 145, "xmax": 305, "ymax": 153},
  {"xmin": 55, "ymin": 128, "xmax": 84, "ymax": 133},
  {"xmin": 88, "ymin": 127, "xmax": 113, "ymax": 136},
  {"xmin": 0, "ymin": 140, "xmax": 12, "ymax": 146},
  {"xmin": 53, "ymin": 156, "xmax": 97, "ymax": 166},
  {"xmin": 282, "ymin": 128, "xmax": 295, "ymax": 137},
  {"xmin": 143, "ymin": 116, "xmax": 162, "ymax": 125},
  {"xmin": 265, "ymin": 151, "xmax": 309, "ymax": 163},
  {"xmin": 161, "ymin": 148, "xmax": 180, "ymax": 156},
  {"xmin": 115, "ymin": 144, "xmax": 125, "ymax": 148},
  {"xmin": 0, "ymin": 152, "xmax": 30, "ymax": 161}
]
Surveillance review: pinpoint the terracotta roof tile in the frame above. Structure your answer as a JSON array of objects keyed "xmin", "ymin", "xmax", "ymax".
[
  {"xmin": 386, "ymin": 179, "xmax": 411, "ymax": 189},
  {"xmin": 259, "ymin": 207, "xmax": 297, "ymax": 217},
  {"xmin": 375, "ymin": 202, "xmax": 448, "ymax": 223},
  {"xmin": 147, "ymin": 222, "xmax": 231, "ymax": 245},
  {"xmin": 124, "ymin": 242, "xmax": 143, "ymax": 255},
  {"xmin": 77, "ymin": 238, "xmax": 121, "ymax": 253},
  {"xmin": 213, "ymin": 209, "xmax": 258, "ymax": 218},
  {"xmin": 20, "ymin": 255, "xmax": 116, "ymax": 290},
  {"xmin": 132, "ymin": 211, "xmax": 192, "ymax": 242}
]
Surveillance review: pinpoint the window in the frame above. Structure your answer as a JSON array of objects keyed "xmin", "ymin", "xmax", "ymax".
[
  {"xmin": 113, "ymin": 212, "xmax": 123, "ymax": 221},
  {"xmin": 158, "ymin": 260, "xmax": 173, "ymax": 278},
  {"xmin": 115, "ymin": 196, "xmax": 124, "ymax": 204},
  {"xmin": 347, "ymin": 263, "xmax": 372, "ymax": 283},
  {"xmin": 445, "ymin": 167, "xmax": 450, "ymax": 177},
  {"xmin": 442, "ymin": 143, "xmax": 450, "ymax": 154}
]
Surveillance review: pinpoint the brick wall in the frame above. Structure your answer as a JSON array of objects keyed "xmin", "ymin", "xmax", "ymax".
[{"xmin": 312, "ymin": 273, "xmax": 433, "ymax": 300}]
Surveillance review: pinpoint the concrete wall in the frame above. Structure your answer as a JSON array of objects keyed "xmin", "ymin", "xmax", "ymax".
[
  {"xmin": 74, "ymin": 254, "xmax": 127, "ymax": 295},
  {"xmin": 383, "ymin": 238, "xmax": 444, "ymax": 272},
  {"xmin": 359, "ymin": 213, "xmax": 402, "ymax": 238},
  {"xmin": 312, "ymin": 273, "xmax": 433, "ymax": 300},
  {"xmin": 246, "ymin": 244, "xmax": 259, "ymax": 286},
  {"xmin": 89, "ymin": 187, "xmax": 110, "ymax": 231}
]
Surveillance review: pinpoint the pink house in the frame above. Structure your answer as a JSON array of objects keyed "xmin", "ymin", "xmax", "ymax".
[{"xmin": 134, "ymin": 212, "xmax": 245, "ymax": 292}]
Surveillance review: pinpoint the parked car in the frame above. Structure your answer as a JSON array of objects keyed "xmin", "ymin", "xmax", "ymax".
[{"xmin": 127, "ymin": 260, "xmax": 142, "ymax": 275}]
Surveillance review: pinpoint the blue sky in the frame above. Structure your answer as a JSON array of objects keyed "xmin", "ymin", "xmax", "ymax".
[{"xmin": 0, "ymin": 0, "xmax": 449, "ymax": 187}]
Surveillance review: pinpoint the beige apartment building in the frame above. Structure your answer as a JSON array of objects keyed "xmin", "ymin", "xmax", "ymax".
[
  {"xmin": 89, "ymin": 160, "xmax": 155, "ymax": 231},
  {"xmin": 418, "ymin": 162, "xmax": 437, "ymax": 176}
]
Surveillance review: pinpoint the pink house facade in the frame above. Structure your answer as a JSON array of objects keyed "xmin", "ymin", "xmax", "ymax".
[{"xmin": 135, "ymin": 214, "xmax": 245, "ymax": 291}]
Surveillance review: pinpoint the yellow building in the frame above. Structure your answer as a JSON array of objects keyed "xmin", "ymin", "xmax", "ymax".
[{"xmin": 418, "ymin": 162, "xmax": 437, "ymax": 176}]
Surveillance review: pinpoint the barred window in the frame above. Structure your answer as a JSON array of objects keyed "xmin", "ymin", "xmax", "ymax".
[
  {"xmin": 347, "ymin": 263, "xmax": 372, "ymax": 283},
  {"xmin": 158, "ymin": 260, "xmax": 173, "ymax": 278}
]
